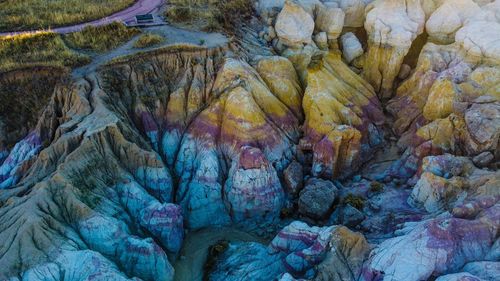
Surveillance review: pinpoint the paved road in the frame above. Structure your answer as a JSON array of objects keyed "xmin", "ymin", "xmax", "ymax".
[{"xmin": 0, "ymin": 0, "xmax": 165, "ymax": 37}]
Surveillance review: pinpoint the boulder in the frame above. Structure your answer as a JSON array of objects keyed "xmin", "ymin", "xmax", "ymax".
[
  {"xmin": 283, "ymin": 160, "xmax": 304, "ymax": 197},
  {"xmin": 473, "ymin": 152, "xmax": 494, "ymax": 167},
  {"xmin": 299, "ymin": 178, "xmax": 338, "ymax": 219},
  {"xmin": 315, "ymin": 6, "xmax": 345, "ymax": 40},
  {"xmin": 313, "ymin": 226, "xmax": 370, "ymax": 281},
  {"xmin": 455, "ymin": 1, "xmax": 500, "ymax": 64},
  {"xmin": 426, "ymin": 0, "xmax": 481, "ymax": 44},
  {"xmin": 341, "ymin": 204, "xmax": 366, "ymax": 227},
  {"xmin": 341, "ymin": 32, "xmax": 364, "ymax": 63},
  {"xmin": 314, "ymin": 31, "xmax": 328, "ymax": 50},
  {"xmin": 275, "ymin": 0, "xmax": 315, "ymax": 47},
  {"xmin": 409, "ymin": 154, "xmax": 500, "ymax": 213}
]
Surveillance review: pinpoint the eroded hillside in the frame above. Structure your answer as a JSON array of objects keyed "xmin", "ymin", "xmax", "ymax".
[{"xmin": 0, "ymin": 0, "xmax": 499, "ymax": 281}]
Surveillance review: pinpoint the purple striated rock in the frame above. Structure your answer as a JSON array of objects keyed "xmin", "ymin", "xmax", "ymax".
[
  {"xmin": 139, "ymin": 202, "xmax": 183, "ymax": 253},
  {"xmin": 360, "ymin": 204, "xmax": 499, "ymax": 281},
  {"xmin": 175, "ymin": 136, "xmax": 231, "ymax": 229},
  {"xmin": 117, "ymin": 236, "xmax": 173, "ymax": 281},
  {"xmin": 452, "ymin": 196, "xmax": 499, "ymax": 219},
  {"xmin": 117, "ymin": 180, "xmax": 183, "ymax": 254},
  {"xmin": 268, "ymin": 221, "xmax": 334, "ymax": 275},
  {"xmin": 138, "ymin": 110, "xmax": 160, "ymax": 151},
  {"xmin": 225, "ymin": 146, "xmax": 285, "ymax": 227},
  {"xmin": 210, "ymin": 221, "xmax": 370, "ymax": 280}
]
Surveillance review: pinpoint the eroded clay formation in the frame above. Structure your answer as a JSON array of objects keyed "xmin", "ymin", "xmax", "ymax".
[{"xmin": 0, "ymin": 0, "xmax": 499, "ymax": 281}]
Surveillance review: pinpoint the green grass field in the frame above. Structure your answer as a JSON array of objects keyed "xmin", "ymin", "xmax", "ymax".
[{"xmin": 0, "ymin": 0, "xmax": 135, "ymax": 32}]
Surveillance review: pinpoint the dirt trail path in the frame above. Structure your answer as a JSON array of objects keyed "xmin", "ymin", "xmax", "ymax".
[
  {"xmin": 0, "ymin": 0, "xmax": 165, "ymax": 37},
  {"xmin": 72, "ymin": 25, "xmax": 228, "ymax": 78}
]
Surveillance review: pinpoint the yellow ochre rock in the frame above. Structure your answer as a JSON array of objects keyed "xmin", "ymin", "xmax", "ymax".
[{"xmin": 301, "ymin": 51, "xmax": 384, "ymax": 179}]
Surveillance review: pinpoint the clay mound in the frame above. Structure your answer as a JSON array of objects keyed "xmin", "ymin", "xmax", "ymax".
[
  {"xmin": 175, "ymin": 57, "xmax": 302, "ymax": 230},
  {"xmin": 0, "ymin": 47, "xmax": 304, "ymax": 278},
  {"xmin": 0, "ymin": 76, "xmax": 181, "ymax": 280}
]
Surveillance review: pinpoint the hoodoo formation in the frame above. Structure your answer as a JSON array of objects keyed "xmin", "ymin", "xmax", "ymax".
[{"xmin": 0, "ymin": 0, "xmax": 499, "ymax": 281}]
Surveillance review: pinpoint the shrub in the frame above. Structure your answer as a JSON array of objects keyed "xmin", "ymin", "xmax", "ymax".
[
  {"xmin": 343, "ymin": 194, "xmax": 365, "ymax": 210},
  {"xmin": 215, "ymin": 0, "xmax": 254, "ymax": 29},
  {"xmin": 166, "ymin": 6, "xmax": 197, "ymax": 22},
  {"xmin": 133, "ymin": 33, "xmax": 164, "ymax": 48},
  {"xmin": 369, "ymin": 181, "xmax": 384, "ymax": 193},
  {"xmin": 204, "ymin": 240, "xmax": 229, "ymax": 276},
  {"xmin": 65, "ymin": 22, "xmax": 140, "ymax": 52}
]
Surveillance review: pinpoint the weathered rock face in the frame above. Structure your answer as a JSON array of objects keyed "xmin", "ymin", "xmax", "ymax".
[
  {"xmin": 210, "ymin": 221, "xmax": 370, "ymax": 280},
  {"xmin": 384, "ymin": 37, "xmax": 500, "ymax": 180},
  {"xmin": 283, "ymin": 160, "xmax": 304, "ymax": 197},
  {"xmin": 0, "ymin": 74, "xmax": 182, "ymax": 280},
  {"xmin": 0, "ymin": 46, "xmax": 296, "ymax": 279},
  {"xmin": 225, "ymin": 146, "xmax": 285, "ymax": 227},
  {"xmin": 175, "ymin": 57, "xmax": 301, "ymax": 229},
  {"xmin": 408, "ymin": 154, "xmax": 500, "ymax": 213}
]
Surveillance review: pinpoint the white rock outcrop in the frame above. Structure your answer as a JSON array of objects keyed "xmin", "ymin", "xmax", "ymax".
[
  {"xmin": 426, "ymin": 0, "xmax": 481, "ymax": 43},
  {"xmin": 315, "ymin": 5, "xmax": 345, "ymax": 40},
  {"xmin": 341, "ymin": 32, "xmax": 363, "ymax": 63},
  {"xmin": 363, "ymin": 0, "xmax": 426, "ymax": 98},
  {"xmin": 275, "ymin": 0, "xmax": 315, "ymax": 46}
]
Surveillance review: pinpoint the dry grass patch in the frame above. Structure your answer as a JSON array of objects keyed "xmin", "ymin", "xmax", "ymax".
[
  {"xmin": 0, "ymin": 0, "xmax": 135, "ymax": 32},
  {"xmin": 0, "ymin": 32, "xmax": 90, "ymax": 72},
  {"xmin": 65, "ymin": 22, "xmax": 140, "ymax": 52},
  {"xmin": 165, "ymin": 0, "xmax": 254, "ymax": 32},
  {"xmin": 133, "ymin": 33, "xmax": 165, "ymax": 48}
]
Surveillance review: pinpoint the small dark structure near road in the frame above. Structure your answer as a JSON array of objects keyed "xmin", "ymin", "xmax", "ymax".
[{"xmin": 135, "ymin": 14, "xmax": 154, "ymax": 24}]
